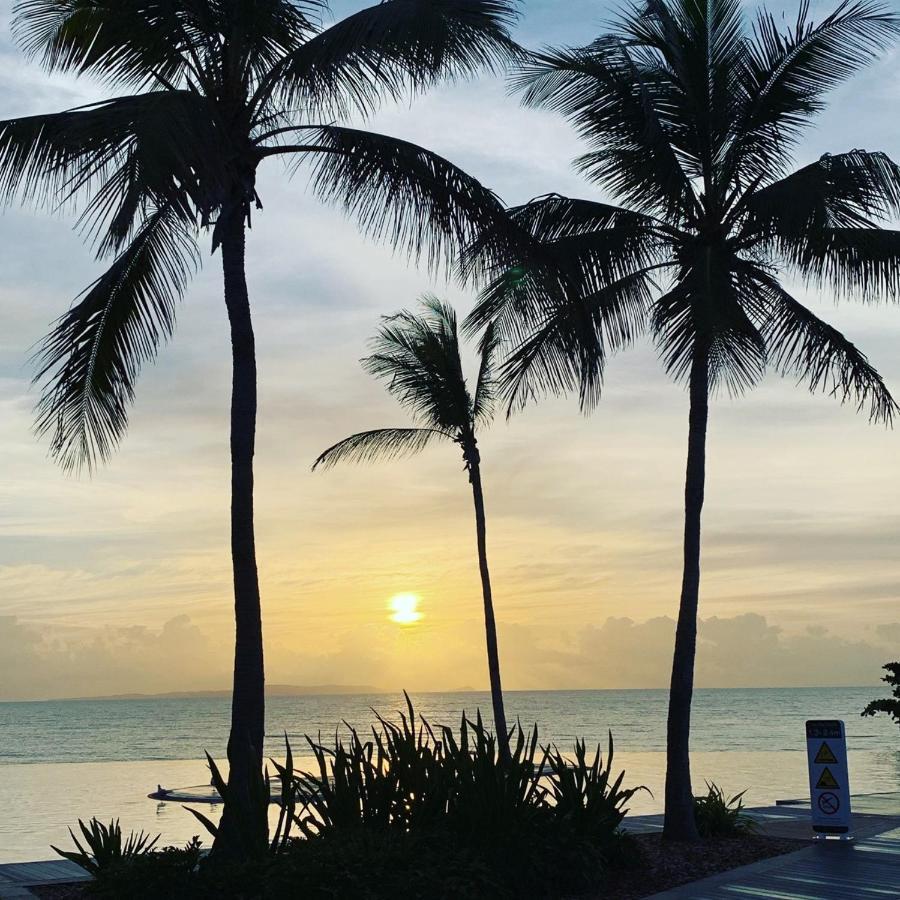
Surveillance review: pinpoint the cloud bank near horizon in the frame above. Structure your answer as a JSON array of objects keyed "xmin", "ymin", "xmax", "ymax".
[{"xmin": 2, "ymin": 611, "xmax": 896, "ymax": 701}]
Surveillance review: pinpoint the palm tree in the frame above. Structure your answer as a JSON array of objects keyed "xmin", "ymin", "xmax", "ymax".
[
  {"xmin": 463, "ymin": 0, "xmax": 900, "ymax": 840},
  {"xmin": 313, "ymin": 297, "xmax": 512, "ymax": 762},
  {"xmin": 0, "ymin": 0, "xmax": 518, "ymax": 854}
]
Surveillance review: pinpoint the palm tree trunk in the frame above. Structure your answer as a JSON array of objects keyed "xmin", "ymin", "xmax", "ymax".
[
  {"xmin": 663, "ymin": 344, "xmax": 709, "ymax": 842},
  {"xmin": 213, "ymin": 210, "xmax": 267, "ymax": 856},
  {"xmin": 468, "ymin": 450, "xmax": 511, "ymax": 764}
]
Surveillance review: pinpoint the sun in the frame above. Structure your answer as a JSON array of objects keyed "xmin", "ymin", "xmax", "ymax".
[{"xmin": 389, "ymin": 593, "xmax": 423, "ymax": 625}]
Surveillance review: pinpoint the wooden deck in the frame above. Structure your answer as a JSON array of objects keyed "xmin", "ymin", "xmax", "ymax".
[
  {"xmin": 646, "ymin": 826, "xmax": 900, "ymax": 899},
  {"xmin": 0, "ymin": 859, "xmax": 88, "ymax": 898}
]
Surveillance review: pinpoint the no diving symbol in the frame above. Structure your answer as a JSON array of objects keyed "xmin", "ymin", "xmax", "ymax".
[{"xmin": 818, "ymin": 792, "xmax": 840, "ymax": 815}]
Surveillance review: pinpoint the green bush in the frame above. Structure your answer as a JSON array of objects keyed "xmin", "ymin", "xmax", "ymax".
[
  {"xmin": 58, "ymin": 697, "xmax": 644, "ymax": 898},
  {"xmin": 861, "ymin": 662, "xmax": 900, "ymax": 729},
  {"xmin": 84, "ymin": 838, "xmax": 204, "ymax": 900},
  {"xmin": 693, "ymin": 782, "xmax": 757, "ymax": 837},
  {"xmin": 52, "ymin": 818, "xmax": 158, "ymax": 877},
  {"xmin": 294, "ymin": 696, "xmax": 551, "ymax": 846},
  {"xmin": 290, "ymin": 698, "xmax": 608, "ymax": 897},
  {"xmin": 544, "ymin": 732, "xmax": 647, "ymax": 854}
]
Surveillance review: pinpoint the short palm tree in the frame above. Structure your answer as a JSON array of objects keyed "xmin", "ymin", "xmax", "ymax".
[
  {"xmin": 0, "ymin": 0, "xmax": 518, "ymax": 854},
  {"xmin": 464, "ymin": 0, "xmax": 900, "ymax": 840},
  {"xmin": 313, "ymin": 297, "xmax": 511, "ymax": 762}
]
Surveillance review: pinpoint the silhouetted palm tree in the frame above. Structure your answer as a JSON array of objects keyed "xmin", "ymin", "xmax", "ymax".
[
  {"xmin": 0, "ymin": 0, "xmax": 518, "ymax": 854},
  {"xmin": 313, "ymin": 297, "xmax": 511, "ymax": 762},
  {"xmin": 464, "ymin": 0, "xmax": 900, "ymax": 840}
]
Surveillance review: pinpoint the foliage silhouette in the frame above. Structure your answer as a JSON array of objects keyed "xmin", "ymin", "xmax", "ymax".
[
  {"xmin": 862, "ymin": 662, "xmax": 900, "ymax": 729},
  {"xmin": 693, "ymin": 782, "xmax": 757, "ymax": 837},
  {"xmin": 52, "ymin": 818, "xmax": 159, "ymax": 876}
]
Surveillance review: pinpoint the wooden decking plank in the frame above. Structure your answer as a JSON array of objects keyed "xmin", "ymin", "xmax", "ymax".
[{"xmin": 647, "ymin": 827, "xmax": 900, "ymax": 899}]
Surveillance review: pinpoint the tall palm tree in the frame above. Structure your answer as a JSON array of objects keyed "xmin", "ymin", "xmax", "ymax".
[
  {"xmin": 463, "ymin": 0, "xmax": 900, "ymax": 840},
  {"xmin": 0, "ymin": 0, "xmax": 518, "ymax": 854},
  {"xmin": 313, "ymin": 297, "xmax": 512, "ymax": 762}
]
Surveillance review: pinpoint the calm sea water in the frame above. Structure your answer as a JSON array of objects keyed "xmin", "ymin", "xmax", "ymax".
[{"xmin": 1, "ymin": 687, "xmax": 897, "ymax": 862}]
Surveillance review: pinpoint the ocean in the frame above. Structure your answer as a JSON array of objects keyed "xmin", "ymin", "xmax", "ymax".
[{"xmin": 1, "ymin": 687, "xmax": 897, "ymax": 862}]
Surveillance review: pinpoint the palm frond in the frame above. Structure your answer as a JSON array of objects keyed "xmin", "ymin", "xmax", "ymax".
[
  {"xmin": 312, "ymin": 426, "xmax": 450, "ymax": 470},
  {"xmin": 33, "ymin": 205, "xmax": 199, "ymax": 471},
  {"xmin": 461, "ymin": 193, "xmax": 659, "ymax": 289},
  {"xmin": 512, "ymin": 40, "xmax": 698, "ymax": 221},
  {"xmin": 462, "ymin": 194, "xmax": 667, "ymax": 351},
  {"xmin": 732, "ymin": 0, "xmax": 900, "ymax": 183},
  {"xmin": 0, "ymin": 92, "xmax": 214, "ymax": 230},
  {"xmin": 304, "ymin": 125, "xmax": 506, "ymax": 272},
  {"xmin": 621, "ymin": 0, "xmax": 748, "ymax": 183},
  {"xmin": 742, "ymin": 152, "xmax": 900, "ymax": 297},
  {"xmin": 653, "ymin": 264, "xmax": 767, "ymax": 397},
  {"xmin": 219, "ymin": 0, "xmax": 321, "ymax": 83},
  {"xmin": 472, "ymin": 318, "xmax": 501, "ymax": 426},
  {"xmin": 363, "ymin": 297, "xmax": 473, "ymax": 432},
  {"xmin": 487, "ymin": 266, "xmax": 658, "ymax": 414},
  {"xmin": 12, "ymin": 0, "xmax": 212, "ymax": 89},
  {"xmin": 263, "ymin": 0, "xmax": 520, "ymax": 120},
  {"xmin": 795, "ymin": 227, "xmax": 900, "ymax": 299},
  {"xmin": 742, "ymin": 150, "xmax": 900, "ymax": 235},
  {"xmin": 752, "ymin": 269, "xmax": 897, "ymax": 423}
]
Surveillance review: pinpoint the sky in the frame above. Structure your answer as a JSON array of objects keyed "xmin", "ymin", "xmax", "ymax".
[{"xmin": 1, "ymin": 0, "xmax": 900, "ymax": 701}]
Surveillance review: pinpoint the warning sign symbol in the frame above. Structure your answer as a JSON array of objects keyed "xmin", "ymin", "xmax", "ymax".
[
  {"xmin": 816, "ymin": 767, "xmax": 840, "ymax": 790},
  {"xmin": 814, "ymin": 742, "xmax": 838, "ymax": 764}
]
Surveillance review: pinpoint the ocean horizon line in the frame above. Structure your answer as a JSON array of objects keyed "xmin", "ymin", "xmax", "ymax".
[{"xmin": 0, "ymin": 682, "xmax": 880, "ymax": 704}]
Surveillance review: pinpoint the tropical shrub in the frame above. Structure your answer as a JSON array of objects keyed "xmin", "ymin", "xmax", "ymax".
[
  {"xmin": 862, "ymin": 662, "xmax": 900, "ymax": 729},
  {"xmin": 81, "ymin": 839, "xmax": 205, "ymax": 900},
  {"xmin": 288, "ymin": 697, "xmax": 633, "ymax": 896},
  {"xmin": 52, "ymin": 818, "xmax": 159, "ymax": 876},
  {"xmin": 294, "ymin": 696, "xmax": 445, "ymax": 835},
  {"xmin": 693, "ymin": 783, "xmax": 757, "ymax": 837},
  {"xmin": 57, "ymin": 698, "xmax": 645, "ymax": 897},
  {"xmin": 544, "ymin": 733, "xmax": 647, "ymax": 853}
]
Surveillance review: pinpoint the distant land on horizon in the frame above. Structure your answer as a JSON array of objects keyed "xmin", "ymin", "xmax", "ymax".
[
  {"xmin": 46, "ymin": 683, "xmax": 387, "ymax": 702},
  {"xmin": 3, "ymin": 682, "xmax": 879, "ymax": 703}
]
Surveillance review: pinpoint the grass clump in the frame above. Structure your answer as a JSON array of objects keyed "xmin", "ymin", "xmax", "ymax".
[
  {"xmin": 693, "ymin": 782, "xmax": 757, "ymax": 837},
  {"xmin": 51, "ymin": 818, "xmax": 159, "ymax": 877}
]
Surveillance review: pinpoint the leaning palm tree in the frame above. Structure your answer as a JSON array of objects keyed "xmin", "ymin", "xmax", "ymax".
[
  {"xmin": 313, "ymin": 297, "xmax": 512, "ymax": 762},
  {"xmin": 464, "ymin": 0, "xmax": 900, "ymax": 840},
  {"xmin": 0, "ymin": 0, "xmax": 518, "ymax": 854}
]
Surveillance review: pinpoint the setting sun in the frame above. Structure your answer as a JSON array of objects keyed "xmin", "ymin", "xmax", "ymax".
[{"xmin": 389, "ymin": 593, "xmax": 423, "ymax": 625}]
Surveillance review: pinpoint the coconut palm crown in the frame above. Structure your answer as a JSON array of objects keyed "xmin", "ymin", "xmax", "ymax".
[
  {"xmin": 463, "ymin": 0, "xmax": 900, "ymax": 839},
  {"xmin": 313, "ymin": 297, "xmax": 511, "ymax": 760},
  {"xmin": 0, "ymin": 0, "xmax": 519, "ymax": 856}
]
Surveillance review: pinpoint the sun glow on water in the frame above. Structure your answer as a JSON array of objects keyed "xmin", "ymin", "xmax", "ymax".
[{"xmin": 389, "ymin": 593, "xmax": 423, "ymax": 625}]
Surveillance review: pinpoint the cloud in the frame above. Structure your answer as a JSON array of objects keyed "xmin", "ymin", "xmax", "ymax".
[
  {"xmin": 497, "ymin": 612, "xmax": 898, "ymax": 691},
  {"xmin": 0, "ymin": 615, "xmax": 229, "ymax": 700},
  {"xmin": 874, "ymin": 623, "xmax": 900, "ymax": 645},
  {"xmin": 2, "ymin": 610, "xmax": 895, "ymax": 701}
]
